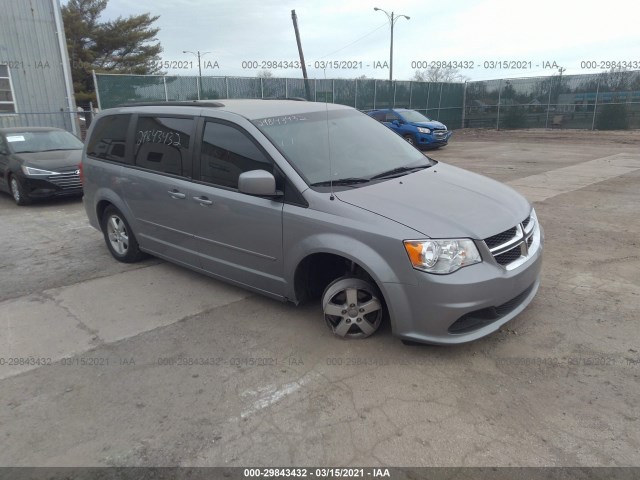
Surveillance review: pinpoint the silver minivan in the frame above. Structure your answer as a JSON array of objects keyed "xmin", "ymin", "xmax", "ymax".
[{"xmin": 82, "ymin": 100, "xmax": 543, "ymax": 345}]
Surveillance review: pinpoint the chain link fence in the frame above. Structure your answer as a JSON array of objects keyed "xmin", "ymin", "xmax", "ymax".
[
  {"xmin": 0, "ymin": 103, "xmax": 99, "ymax": 139},
  {"xmin": 464, "ymin": 70, "xmax": 640, "ymax": 130},
  {"xmin": 91, "ymin": 70, "xmax": 640, "ymax": 131},
  {"xmin": 0, "ymin": 110, "xmax": 78, "ymax": 134},
  {"xmin": 94, "ymin": 73, "xmax": 465, "ymax": 128}
]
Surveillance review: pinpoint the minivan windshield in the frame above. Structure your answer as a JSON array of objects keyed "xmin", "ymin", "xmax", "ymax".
[
  {"xmin": 7, "ymin": 130, "xmax": 83, "ymax": 154},
  {"xmin": 253, "ymin": 109, "xmax": 432, "ymax": 186},
  {"xmin": 399, "ymin": 110, "xmax": 432, "ymax": 123}
]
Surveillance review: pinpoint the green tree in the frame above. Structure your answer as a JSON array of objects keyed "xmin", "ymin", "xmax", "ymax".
[{"xmin": 62, "ymin": 0, "xmax": 163, "ymax": 103}]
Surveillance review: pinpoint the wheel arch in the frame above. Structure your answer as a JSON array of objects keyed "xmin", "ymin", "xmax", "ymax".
[
  {"xmin": 287, "ymin": 234, "xmax": 401, "ymax": 317},
  {"xmin": 91, "ymin": 188, "xmax": 137, "ymax": 233}
]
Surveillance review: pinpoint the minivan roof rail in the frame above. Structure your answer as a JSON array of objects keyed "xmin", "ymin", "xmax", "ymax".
[
  {"xmin": 116, "ymin": 101, "xmax": 225, "ymax": 108},
  {"xmin": 262, "ymin": 96, "xmax": 308, "ymax": 101}
]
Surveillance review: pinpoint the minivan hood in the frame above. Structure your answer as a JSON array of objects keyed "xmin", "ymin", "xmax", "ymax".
[
  {"xmin": 14, "ymin": 150, "xmax": 82, "ymax": 171},
  {"xmin": 335, "ymin": 163, "xmax": 531, "ymax": 239},
  {"xmin": 411, "ymin": 120, "xmax": 446, "ymax": 130}
]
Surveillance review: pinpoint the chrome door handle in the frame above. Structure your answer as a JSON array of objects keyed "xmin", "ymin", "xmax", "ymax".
[
  {"xmin": 168, "ymin": 190, "xmax": 186, "ymax": 199},
  {"xmin": 193, "ymin": 196, "xmax": 213, "ymax": 206}
]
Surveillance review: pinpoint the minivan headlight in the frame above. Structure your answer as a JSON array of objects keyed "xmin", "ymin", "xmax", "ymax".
[
  {"xmin": 417, "ymin": 127, "xmax": 431, "ymax": 134},
  {"xmin": 21, "ymin": 166, "xmax": 59, "ymax": 176},
  {"xmin": 404, "ymin": 239, "xmax": 481, "ymax": 274}
]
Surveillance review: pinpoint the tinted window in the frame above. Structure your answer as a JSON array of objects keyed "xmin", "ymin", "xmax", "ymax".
[
  {"xmin": 371, "ymin": 112, "xmax": 385, "ymax": 121},
  {"xmin": 200, "ymin": 121, "xmax": 271, "ymax": 189},
  {"xmin": 400, "ymin": 110, "xmax": 431, "ymax": 122},
  {"xmin": 384, "ymin": 112, "xmax": 400, "ymax": 122},
  {"xmin": 134, "ymin": 117, "xmax": 194, "ymax": 177},
  {"xmin": 87, "ymin": 114, "xmax": 131, "ymax": 163}
]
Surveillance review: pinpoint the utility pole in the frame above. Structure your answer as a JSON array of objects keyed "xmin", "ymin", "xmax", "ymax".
[
  {"xmin": 184, "ymin": 50, "xmax": 211, "ymax": 99},
  {"xmin": 291, "ymin": 10, "xmax": 311, "ymax": 101}
]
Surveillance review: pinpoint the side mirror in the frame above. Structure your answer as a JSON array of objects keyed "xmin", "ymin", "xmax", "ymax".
[
  {"xmin": 238, "ymin": 170, "xmax": 281, "ymax": 197},
  {"xmin": 392, "ymin": 119, "xmax": 401, "ymax": 126}
]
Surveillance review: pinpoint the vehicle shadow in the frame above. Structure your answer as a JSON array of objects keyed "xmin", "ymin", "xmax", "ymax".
[{"xmin": 0, "ymin": 192, "xmax": 83, "ymax": 210}]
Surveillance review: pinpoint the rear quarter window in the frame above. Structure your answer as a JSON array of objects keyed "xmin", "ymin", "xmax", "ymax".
[{"xmin": 86, "ymin": 114, "xmax": 132, "ymax": 163}]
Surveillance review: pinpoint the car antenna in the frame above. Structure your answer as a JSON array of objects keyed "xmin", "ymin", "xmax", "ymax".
[{"xmin": 323, "ymin": 68, "xmax": 334, "ymax": 200}]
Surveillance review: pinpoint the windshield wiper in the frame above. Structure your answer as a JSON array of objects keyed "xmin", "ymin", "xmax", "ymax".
[
  {"xmin": 42, "ymin": 148, "xmax": 81, "ymax": 151},
  {"xmin": 370, "ymin": 164, "xmax": 431, "ymax": 180},
  {"xmin": 310, "ymin": 177, "xmax": 371, "ymax": 187}
]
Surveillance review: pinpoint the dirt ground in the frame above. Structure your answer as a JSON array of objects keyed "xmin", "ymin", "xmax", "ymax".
[
  {"xmin": 451, "ymin": 127, "xmax": 640, "ymax": 145},
  {"xmin": 0, "ymin": 129, "xmax": 638, "ymax": 467}
]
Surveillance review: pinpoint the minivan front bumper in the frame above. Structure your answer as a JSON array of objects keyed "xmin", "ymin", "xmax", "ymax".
[{"xmin": 383, "ymin": 226, "xmax": 543, "ymax": 344}]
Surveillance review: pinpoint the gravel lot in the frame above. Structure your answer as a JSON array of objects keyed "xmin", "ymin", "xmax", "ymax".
[{"xmin": 0, "ymin": 129, "xmax": 639, "ymax": 467}]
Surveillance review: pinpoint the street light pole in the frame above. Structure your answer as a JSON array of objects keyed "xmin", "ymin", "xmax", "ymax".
[
  {"xmin": 183, "ymin": 50, "xmax": 211, "ymax": 99},
  {"xmin": 374, "ymin": 8, "xmax": 409, "ymax": 82},
  {"xmin": 390, "ymin": 12, "xmax": 394, "ymax": 82}
]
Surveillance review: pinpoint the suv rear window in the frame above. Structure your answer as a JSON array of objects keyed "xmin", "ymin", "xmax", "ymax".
[
  {"xmin": 134, "ymin": 116, "xmax": 194, "ymax": 177},
  {"xmin": 87, "ymin": 114, "xmax": 131, "ymax": 163}
]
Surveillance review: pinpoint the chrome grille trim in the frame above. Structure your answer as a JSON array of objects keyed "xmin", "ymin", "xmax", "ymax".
[
  {"xmin": 484, "ymin": 213, "xmax": 540, "ymax": 270},
  {"xmin": 523, "ymin": 216, "xmax": 535, "ymax": 235},
  {"xmin": 47, "ymin": 172, "xmax": 81, "ymax": 190}
]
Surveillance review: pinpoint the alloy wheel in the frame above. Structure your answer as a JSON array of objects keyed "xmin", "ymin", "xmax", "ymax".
[
  {"xmin": 10, "ymin": 178, "xmax": 20, "ymax": 203},
  {"xmin": 106, "ymin": 214, "xmax": 129, "ymax": 256},
  {"xmin": 323, "ymin": 278, "xmax": 383, "ymax": 339}
]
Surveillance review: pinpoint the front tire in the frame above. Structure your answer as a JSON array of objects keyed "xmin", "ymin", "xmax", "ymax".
[
  {"xmin": 9, "ymin": 176, "xmax": 30, "ymax": 206},
  {"xmin": 322, "ymin": 276, "xmax": 383, "ymax": 339},
  {"xmin": 101, "ymin": 206, "xmax": 145, "ymax": 263},
  {"xmin": 403, "ymin": 134, "xmax": 415, "ymax": 146}
]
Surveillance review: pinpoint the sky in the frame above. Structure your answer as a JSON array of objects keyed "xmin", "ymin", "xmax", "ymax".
[{"xmin": 100, "ymin": 0, "xmax": 640, "ymax": 82}]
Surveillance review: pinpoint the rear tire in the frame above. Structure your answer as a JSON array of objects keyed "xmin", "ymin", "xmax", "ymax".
[
  {"xmin": 322, "ymin": 276, "xmax": 383, "ymax": 339},
  {"xmin": 9, "ymin": 176, "xmax": 30, "ymax": 206},
  {"xmin": 101, "ymin": 205, "xmax": 145, "ymax": 263}
]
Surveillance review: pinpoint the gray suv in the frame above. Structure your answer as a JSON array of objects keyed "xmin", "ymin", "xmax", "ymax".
[{"xmin": 82, "ymin": 100, "xmax": 543, "ymax": 345}]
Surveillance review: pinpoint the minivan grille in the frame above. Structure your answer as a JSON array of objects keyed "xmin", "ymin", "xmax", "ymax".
[
  {"xmin": 483, "ymin": 214, "xmax": 537, "ymax": 269},
  {"xmin": 484, "ymin": 227, "xmax": 517, "ymax": 249},
  {"xmin": 494, "ymin": 248, "xmax": 522, "ymax": 266},
  {"xmin": 47, "ymin": 171, "xmax": 82, "ymax": 190}
]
